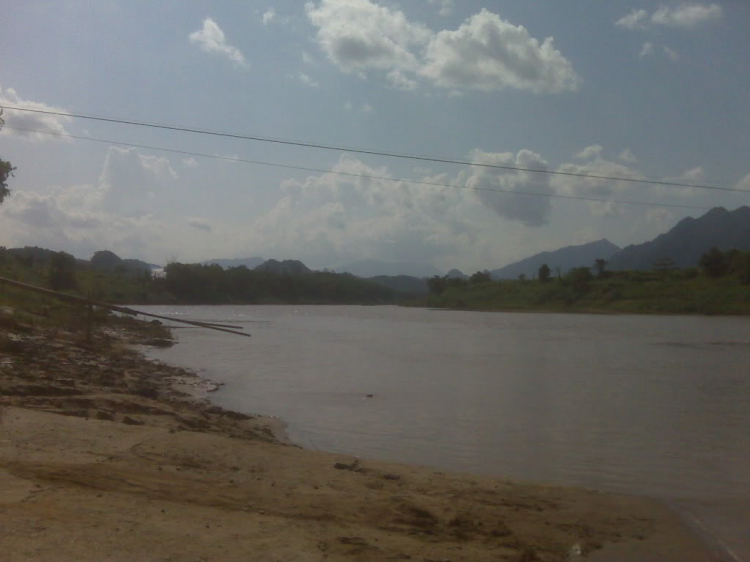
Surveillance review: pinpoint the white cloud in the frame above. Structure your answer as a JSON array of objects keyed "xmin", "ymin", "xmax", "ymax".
[
  {"xmin": 182, "ymin": 157, "xmax": 199, "ymax": 168},
  {"xmin": 737, "ymin": 174, "xmax": 750, "ymax": 191},
  {"xmin": 0, "ymin": 87, "xmax": 72, "ymax": 142},
  {"xmin": 639, "ymin": 42, "xmax": 654, "ymax": 58},
  {"xmin": 262, "ymin": 7, "xmax": 275, "ymax": 25},
  {"xmin": 189, "ymin": 18, "xmax": 247, "ymax": 67},
  {"xmin": 1, "ymin": 185, "xmax": 168, "ymax": 261},
  {"xmin": 617, "ymin": 4, "xmax": 723, "ymax": 31},
  {"xmin": 342, "ymin": 101, "xmax": 372, "ymax": 112},
  {"xmin": 98, "ymin": 147, "xmax": 178, "ymax": 216},
  {"xmin": 461, "ymin": 149, "xmax": 554, "ymax": 227},
  {"xmin": 306, "ymin": 2, "xmax": 579, "ymax": 94},
  {"xmin": 4, "ymin": 191, "xmax": 101, "ymax": 230},
  {"xmin": 664, "ymin": 46, "xmax": 680, "ymax": 62},
  {"xmin": 187, "ymin": 217, "xmax": 213, "ymax": 232},
  {"xmin": 619, "ymin": 149, "xmax": 637, "ymax": 163},
  {"xmin": 296, "ymin": 72, "xmax": 320, "ymax": 88},
  {"xmin": 428, "ymin": 0, "xmax": 454, "ymax": 17},
  {"xmin": 387, "ymin": 69, "xmax": 418, "ymax": 91},
  {"xmin": 575, "ymin": 145, "xmax": 604, "ymax": 159},
  {"xmin": 651, "ymin": 4, "xmax": 723, "ymax": 29},
  {"xmin": 551, "ymin": 149, "xmax": 645, "ymax": 204},
  {"xmin": 420, "ymin": 10, "xmax": 580, "ymax": 94},
  {"xmin": 305, "ymin": 0, "xmax": 431, "ymax": 73},
  {"xmin": 248, "ymin": 155, "xmax": 479, "ymax": 266},
  {"xmin": 616, "ymin": 9, "xmax": 648, "ymax": 30},
  {"xmin": 660, "ymin": 166, "xmax": 705, "ymax": 196}
]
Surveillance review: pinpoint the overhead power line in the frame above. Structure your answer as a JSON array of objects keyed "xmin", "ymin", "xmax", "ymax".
[
  {"xmin": 1, "ymin": 105, "xmax": 745, "ymax": 194},
  {"xmin": 5, "ymin": 126, "xmax": 714, "ymax": 211}
]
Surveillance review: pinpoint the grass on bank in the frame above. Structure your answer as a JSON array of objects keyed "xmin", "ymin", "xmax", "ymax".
[{"xmin": 420, "ymin": 270, "xmax": 750, "ymax": 316}]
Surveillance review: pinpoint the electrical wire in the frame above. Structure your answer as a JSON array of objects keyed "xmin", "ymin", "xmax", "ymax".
[
  {"xmin": 4, "ymin": 126, "xmax": 715, "ymax": 211},
  {"xmin": 2, "ymin": 105, "xmax": 745, "ymax": 194}
]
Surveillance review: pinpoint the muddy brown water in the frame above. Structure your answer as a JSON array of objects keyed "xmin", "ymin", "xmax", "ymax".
[{"xmin": 142, "ymin": 305, "xmax": 750, "ymax": 560}]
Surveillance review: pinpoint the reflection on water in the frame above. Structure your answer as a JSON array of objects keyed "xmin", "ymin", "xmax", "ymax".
[{"xmin": 143, "ymin": 305, "xmax": 750, "ymax": 502}]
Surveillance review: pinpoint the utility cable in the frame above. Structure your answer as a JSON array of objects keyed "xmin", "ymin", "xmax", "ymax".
[
  {"xmin": 4, "ymin": 126, "xmax": 714, "ymax": 211},
  {"xmin": 1, "ymin": 105, "xmax": 745, "ymax": 194}
]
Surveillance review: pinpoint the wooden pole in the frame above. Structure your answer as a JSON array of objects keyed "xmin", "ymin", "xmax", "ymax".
[
  {"xmin": 86, "ymin": 292, "xmax": 93, "ymax": 343},
  {"xmin": 0, "ymin": 275, "xmax": 250, "ymax": 338}
]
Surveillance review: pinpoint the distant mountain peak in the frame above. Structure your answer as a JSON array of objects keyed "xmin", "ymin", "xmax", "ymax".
[
  {"xmin": 490, "ymin": 239, "xmax": 621, "ymax": 280},
  {"xmin": 609, "ymin": 206, "xmax": 750, "ymax": 271},
  {"xmin": 446, "ymin": 269, "xmax": 468, "ymax": 279},
  {"xmin": 255, "ymin": 259, "xmax": 311, "ymax": 275},
  {"xmin": 337, "ymin": 259, "xmax": 442, "ymax": 279},
  {"xmin": 201, "ymin": 257, "xmax": 265, "ymax": 269}
]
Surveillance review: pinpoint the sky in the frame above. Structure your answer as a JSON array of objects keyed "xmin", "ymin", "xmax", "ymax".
[{"xmin": 1, "ymin": 0, "xmax": 749, "ymax": 273}]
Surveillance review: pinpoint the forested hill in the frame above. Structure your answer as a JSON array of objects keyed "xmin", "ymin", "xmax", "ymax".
[
  {"xmin": 0, "ymin": 248, "xmax": 402, "ymax": 306},
  {"xmin": 609, "ymin": 206, "xmax": 750, "ymax": 270},
  {"xmin": 162, "ymin": 262, "xmax": 394, "ymax": 304},
  {"xmin": 490, "ymin": 239, "xmax": 620, "ymax": 280}
]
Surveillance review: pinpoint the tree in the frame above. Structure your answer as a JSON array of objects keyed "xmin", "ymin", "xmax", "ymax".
[
  {"xmin": 699, "ymin": 247, "xmax": 729, "ymax": 278},
  {"xmin": 0, "ymin": 111, "xmax": 16, "ymax": 204},
  {"xmin": 427, "ymin": 275, "xmax": 447, "ymax": 295},
  {"xmin": 538, "ymin": 263, "xmax": 551, "ymax": 283},
  {"xmin": 567, "ymin": 266, "xmax": 593, "ymax": 293},
  {"xmin": 652, "ymin": 257, "xmax": 676, "ymax": 272},
  {"xmin": 49, "ymin": 251, "xmax": 78, "ymax": 291},
  {"xmin": 594, "ymin": 258, "xmax": 608, "ymax": 278},
  {"xmin": 469, "ymin": 270, "xmax": 492, "ymax": 284}
]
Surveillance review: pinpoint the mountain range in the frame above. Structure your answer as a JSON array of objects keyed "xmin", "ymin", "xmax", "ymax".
[
  {"xmin": 608, "ymin": 206, "xmax": 750, "ymax": 270},
  {"xmin": 490, "ymin": 239, "xmax": 621, "ymax": 280},
  {"xmin": 201, "ymin": 257, "xmax": 266, "ymax": 269},
  {"xmin": 187, "ymin": 206, "xmax": 750, "ymax": 280},
  {"xmin": 335, "ymin": 259, "xmax": 442, "ymax": 279}
]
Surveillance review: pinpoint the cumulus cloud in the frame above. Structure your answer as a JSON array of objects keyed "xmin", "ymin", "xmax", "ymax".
[
  {"xmin": 639, "ymin": 42, "xmax": 654, "ymax": 58},
  {"xmin": 3, "ymin": 191, "xmax": 102, "ymax": 230},
  {"xmin": 664, "ymin": 46, "xmax": 680, "ymax": 62},
  {"xmin": 420, "ymin": 10, "xmax": 580, "ymax": 93},
  {"xmin": 98, "ymin": 147, "xmax": 178, "ymax": 216},
  {"xmin": 616, "ymin": 9, "xmax": 648, "ymax": 30},
  {"xmin": 428, "ymin": 0, "xmax": 454, "ymax": 17},
  {"xmin": 295, "ymin": 72, "xmax": 320, "ymax": 87},
  {"xmin": 306, "ymin": 1, "xmax": 579, "ymax": 94},
  {"xmin": 551, "ymin": 147, "xmax": 645, "ymax": 203},
  {"xmin": 575, "ymin": 145, "xmax": 603, "ymax": 160},
  {"xmin": 262, "ymin": 7, "xmax": 275, "ymax": 25},
  {"xmin": 619, "ymin": 149, "xmax": 637, "ymax": 163},
  {"xmin": 305, "ymin": 0, "xmax": 430, "ymax": 73},
  {"xmin": 651, "ymin": 4, "xmax": 723, "ymax": 28},
  {"xmin": 187, "ymin": 217, "xmax": 213, "ymax": 232},
  {"xmin": 387, "ymin": 69, "xmax": 418, "ymax": 91},
  {"xmin": 182, "ymin": 157, "xmax": 199, "ymax": 168},
  {"xmin": 737, "ymin": 174, "xmax": 750, "ymax": 191},
  {"xmin": 247, "ymin": 155, "xmax": 479, "ymax": 266},
  {"xmin": 461, "ymin": 149, "xmax": 554, "ymax": 227},
  {"xmin": 189, "ymin": 18, "xmax": 247, "ymax": 67},
  {"xmin": 0, "ymin": 87, "xmax": 72, "ymax": 142},
  {"xmin": 616, "ymin": 4, "xmax": 722, "ymax": 31}
]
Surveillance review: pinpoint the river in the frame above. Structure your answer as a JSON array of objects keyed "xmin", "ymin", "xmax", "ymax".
[{"xmin": 141, "ymin": 305, "xmax": 750, "ymax": 559}]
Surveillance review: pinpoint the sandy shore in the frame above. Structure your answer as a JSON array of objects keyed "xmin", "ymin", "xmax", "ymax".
[{"xmin": 0, "ymin": 313, "xmax": 716, "ymax": 561}]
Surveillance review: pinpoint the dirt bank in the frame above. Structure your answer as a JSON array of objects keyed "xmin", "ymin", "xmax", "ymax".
[{"xmin": 0, "ymin": 312, "xmax": 714, "ymax": 561}]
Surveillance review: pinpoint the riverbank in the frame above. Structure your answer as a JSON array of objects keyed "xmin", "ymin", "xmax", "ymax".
[
  {"xmin": 0, "ymin": 311, "xmax": 717, "ymax": 560},
  {"xmin": 417, "ymin": 273, "xmax": 750, "ymax": 316}
]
